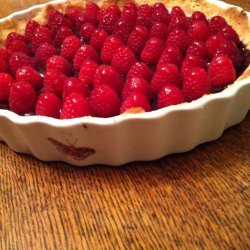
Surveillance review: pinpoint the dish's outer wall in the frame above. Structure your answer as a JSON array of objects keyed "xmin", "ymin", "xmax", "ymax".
[{"xmin": 0, "ymin": 0, "xmax": 249, "ymax": 166}]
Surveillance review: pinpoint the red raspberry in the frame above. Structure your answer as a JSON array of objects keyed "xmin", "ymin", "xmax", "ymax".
[
  {"xmin": 151, "ymin": 3, "xmax": 170, "ymax": 25},
  {"xmin": 79, "ymin": 59, "xmax": 99, "ymax": 87},
  {"xmin": 140, "ymin": 38, "xmax": 165, "ymax": 64},
  {"xmin": 136, "ymin": 4, "xmax": 153, "ymax": 29},
  {"xmin": 90, "ymin": 85, "xmax": 121, "ymax": 118},
  {"xmin": 5, "ymin": 32, "xmax": 26, "ymax": 47},
  {"xmin": 24, "ymin": 20, "xmax": 40, "ymax": 42},
  {"xmin": 206, "ymin": 34, "xmax": 225, "ymax": 58},
  {"xmin": 170, "ymin": 6, "xmax": 186, "ymax": 17},
  {"xmin": 127, "ymin": 62, "xmax": 152, "ymax": 82},
  {"xmin": 186, "ymin": 40, "xmax": 207, "ymax": 59},
  {"xmin": 93, "ymin": 65, "xmax": 123, "ymax": 94},
  {"xmin": 150, "ymin": 22, "xmax": 169, "ymax": 40},
  {"xmin": 98, "ymin": 10, "xmax": 119, "ymax": 35},
  {"xmin": 113, "ymin": 18, "xmax": 134, "ymax": 43},
  {"xmin": 90, "ymin": 29, "xmax": 108, "ymax": 51},
  {"xmin": 6, "ymin": 40, "xmax": 31, "ymax": 56},
  {"xmin": 79, "ymin": 23, "xmax": 96, "ymax": 43},
  {"xmin": 0, "ymin": 49, "xmax": 11, "ymax": 73},
  {"xmin": 54, "ymin": 26, "xmax": 74, "ymax": 47},
  {"xmin": 0, "ymin": 60, "xmax": 10, "ymax": 74},
  {"xmin": 0, "ymin": 48, "xmax": 10, "ymax": 61},
  {"xmin": 62, "ymin": 77, "xmax": 90, "ymax": 101},
  {"xmin": 66, "ymin": 7, "xmax": 84, "ymax": 25},
  {"xmin": 49, "ymin": 14, "xmax": 73, "ymax": 36},
  {"xmin": 191, "ymin": 11, "xmax": 207, "ymax": 23},
  {"xmin": 35, "ymin": 43, "xmax": 57, "ymax": 68},
  {"xmin": 127, "ymin": 25, "xmax": 149, "ymax": 54},
  {"xmin": 219, "ymin": 25, "xmax": 240, "ymax": 44},
  {"xmin": 9, "ymin": 52, "xmax": 35, "ymax": 74},
  {"xmin": 168, "ymin": 14, "xmax": 188, "ymax": 31},
  {"xmin": 43, "ymin": 70, "xmax": 67, "ymax": 96},
  {"xmin": 208, "ymin": 16, "xmax": 227, "ymax": 35},
  {"xmin": 166, "ymin": 28, "xmax": 190, "ymax": 52},
  {"xmin": 208, "ymin": 55, "xmax": 236, "ymax": 88},
  {"xmin": 31, "ymin": 27, "xmax": 52, "ymax": 53},
  {"xmin": 34, "ymin": 26, "xmax": 52, "ymax": 38},
  {"xmin": 150, "ymin": 63, "xmax": 181, "ymax": 94},
  {"xmin": 60, "ymin": 92, "xmax": 91, "ymax": 119},
  {"xmin": 181, "ymin": 54, "xmax": 207, "ymax": 77},
  {"xmin": 15, "ymin": 66, "xmax": 43, "ymax": 90},
  {"xmin": 75, "ymin": 13, "xmax": 86, "ymax": 31},
  {"xmin": 73, "ymin": 45, "xmax": 99, "ymax": 71},
  {"xmin": 35, "ymin": 92, "xmax": 61, "ymax": 118},
  {"xmin": 121, "ymin": 2, "xmax": 137, "ymax": 22},
  {"xmin": 60, "ymin": 35, "xmax": 82, "ymax": 61},
  {"xmin": 122, "ymin": 77, "xmax": 152, "ymax": 101},
  {"xmin": 0, "ymin": 73, "xmax": 14, "ymax": 102},
  {"xmin": 183, "ymin": 67, "xmax": 211, "ymax": 101},
  {"xmin": 120, "ymin": 92, "xmax": 150, "ymax": 114},
  {"xmin": 48, "ymin": 9, "xmax": 62, "ymax": 28},
  {"xmin": 188, "ymin": 21, "xmax": 209, "ymax": 41},
  {"xmin": 157, "ymin": 84, "xmax": 185, "ymax": 109},
  {"xmin": 106, "ymin": 5, "xmax": 121, "ymax": 17},
  {"xmin": 157, "ymin": 45, "xmax": 183, "ymax": 69},
  {"xmin": 9, "ymin": 81, "xmax": 37, "ymax": 115},
  {"xmin": 46, "ymin": 55, "xmax": 72, "ymax": 76},
  {"xmin": 111, "ymin": 46, "xmax": 136, "ymax": 75},
  {"xmin": 84, "ymin": 2, "xmax": 100, "ymax": 25},
  {"xmin": 101, "ymin": 35, "xmax": 124, "ymax": 63}
]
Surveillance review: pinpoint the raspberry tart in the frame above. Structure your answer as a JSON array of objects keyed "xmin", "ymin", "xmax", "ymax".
[{"xmin": 0, "ymin": 0, "xmax": 249, "ymax": 166}]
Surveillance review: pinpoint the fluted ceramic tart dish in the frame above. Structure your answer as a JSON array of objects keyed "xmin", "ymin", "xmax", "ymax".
[{"xmin": 0, "ymin": 0, "xmax": 249, "ymax": 166}]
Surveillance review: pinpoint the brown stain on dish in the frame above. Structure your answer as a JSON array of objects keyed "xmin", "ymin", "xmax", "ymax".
[{"xmin": 48, "ymin": 137, "xmax": 95, "ymax": 160}]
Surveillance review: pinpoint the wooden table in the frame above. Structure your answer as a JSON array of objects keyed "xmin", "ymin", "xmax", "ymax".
[{"xmin": 0, "ymin": 0, "xmax": 249, "ymax": 249}]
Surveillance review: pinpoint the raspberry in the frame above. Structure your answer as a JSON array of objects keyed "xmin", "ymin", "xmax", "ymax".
[
  {"xmin": 46, "ymin": 55, "xmax": 72, "ymax": 76},
  {"xmin": 121, "ymin": 2, "xmax": 137, "ymax": 22},
  {"xmin": 93, "ymin": 65, "xmax": 123, "ymax": 94},
  {"xmin": 53, "ymin": 26, "xmax": 74, "ymax": 47},
  {"xmin": 151, "ymin": 3, "xmax": 170, "ymax": 25},
  {"xmin": 79, "ymin": 59, "xmax": 99, "ymax": 87},
  {"xmin": 9, "ymin": 81, "xmax": 37, "ymax": 115},
  {"xmin": 0, "ymin": 48, "xmax": 10, "ymax": 61},
  {"xmin": 181, "ymin": 54, "xmax": 207, "ymax": 77},
  {"xmin": 113, "ymin": 18, "xmax": 134, "ymax": 43},
  {"xmin": 5, "ymin": 32, "xmax": 26, "ymax": 47},
  {"xmin": 98, "ymin": 10, "xmax": 119, "ymax": 35},
  {"xmin": 43, "ymin": 70, "xmax": 67, "ymax": 96},
  {"xmin": 157, "ymin": 45, "xmax": 183, "ymax": 69},
  {"xmin": 170, "ymin": 6, "xmax": 186, "ymax": 17},
  {"xmin": 106, "ymin": 4, "xmax": 121, "ymax": 17},
  {"xmin": 186, "ymin": 40, "xmax": 207, "ymax": 59},
  {"xmin": 48, "ymin": 9, "xmax": 62, "ymax": 28},
  {"xmin": 15, "ymin": 66, "xmax": 43, "ymax": 90},
  {"xmin": 90, "ymin": 85, "xmax": 121, "ymax": 118},
  {"xmin": 122, "ymin": 77, "xmax": 152, "ymax": 101},
  {"xmin": 6, "ymin": 40, "xmax": 31, "ymax": 56},
  {"xmin": 31, "ymin": 27, "xmax": 52, "ymax": 53},
  {"xmin": 75, "ymin": 13, "xmax": 86, "ymax": 31},
  {"xmin": 166, "ymin": 28, "xmax": 190, "ymax": 52},
  {"xmin": 66, "ymin": 7, "xmax": 83, "ymax": 25},
  {"xmin": 150, "ymin": 22, "xmax": 168, "ymax": 40},
  {"xmin": 208, "ymin": 16, "xmax": 227, "ymax": 35},
  {"xmin": 60, "ymin": 92, "xmax": 91, "ymax": 119},
  {"xmin": 136, "ymin": 4, "xmax": 153, "ymax": 29},
  {"xmin": 168, "ymin": 14, "xmax": 188, "ymax": 31},
  {"xmin": 140, "ymin": 38, "xmax": 165, "ymax": 64},
  {"xmin": 208, "ymin": 55, "xmax": 236, "ymax": 88},
  {"xmin": 120, "ymin": 92, "xmax": 150, "ymax": 114},
  {"xmin": 9, "ymin": 52, "xmax": 35, "ymax": 74},
  {"xmin": 157, "ymin": 84, "xmax": 185, "ymax": 109},
  {"xmin": 24, "ymin": 20, "xmax": 40, "ymax": 42},
  {"xmin": 219, "ymin": 25, "xmax": 240, "ymax": 44},
  {"xmin": 35, "ymin": 92, "xmax": 61, "ymax": 118},
  {"xmin": 62, "ymin": 77, "xmax": 90, "ymax": 101},
  {"xmin": 49, "ymin": 14, "xmax": 73, "ymax": 36},
  {"xmin": 79, "ymin": 23, "xmax": 96, "ymax": 43},
  {"xmin": 111, "ymin": 46, "xmax": 136, "ymax": 75},
  {"xmin": 60, "ymin": 35, "xmax": 82, "ymax": 61},
  {"xmin": 84, "ymin": 2, "xmax": 100, "ymax": 25},
  {"xmin": 0, "ymin": 73, "xmax": 15, "ymax": 102},
  {"xmin": 183, "ymin": 67, "xmax": 211, "ymax": 101},
  {"xmin": 127, "ymin": 62, "xmax": 152, "ymax": 82},
  {"xmin": 188, "ymin": 21, "xmax": 209, "ymax": 41},
  {"xmin": 205, "ymin": 34, "xmax": 225, "ymax": 58},
  {"xmin": 191, "ymin": 11, "xmax": 207, "ymax": 23},
  {"xmin": 73, "ymin": 45, "xmax": 99, "ymax": 71},
  {"xmin": 0, "ymin": 60, "xmax": 10, "ymax": 74},
  {"xmin": 127, "ymin": 25, "xmax": 149, "ymax": 54},
  {"xmin": 101, "ymin": 35, "xmax": 124, "ymax": 63},
  {"xmin": 150, "ymin": 63, "xmax": 181, "ymax": 94},
  {"xmin": 90, "ymin": 29, "xmax": 108, "ymax": 51},
  {"xmin": 35, "ymin": 43, "xmax": 57, "ymax": 68}
]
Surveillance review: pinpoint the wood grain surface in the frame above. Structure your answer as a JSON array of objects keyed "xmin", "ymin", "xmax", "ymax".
[{"xmin": 0, "ymin": 1, "xmax": 249, "ymax": 249}]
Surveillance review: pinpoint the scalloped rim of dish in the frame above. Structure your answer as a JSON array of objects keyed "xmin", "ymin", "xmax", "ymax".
[{"xmin": 0, "ymin": 0, "xmax": 249, "ymax": 126}]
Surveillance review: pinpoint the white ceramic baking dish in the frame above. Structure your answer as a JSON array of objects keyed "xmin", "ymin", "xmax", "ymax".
[{"xmin": 0, "ymin": 0, "xmax": 249, "ymax": 166}]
